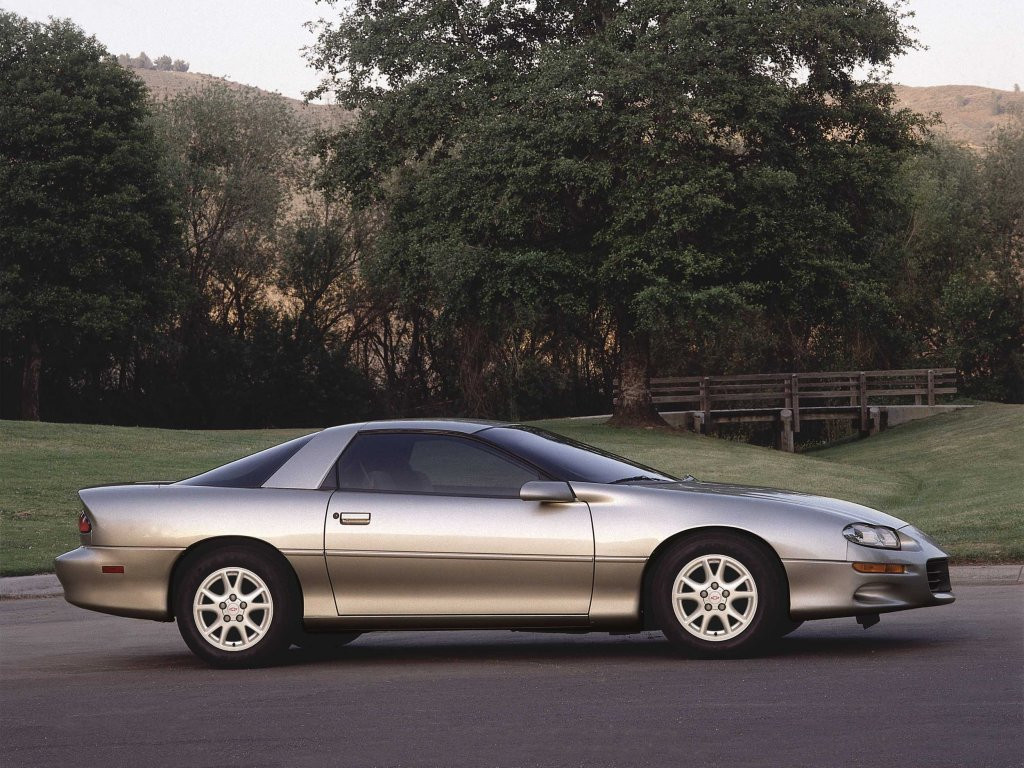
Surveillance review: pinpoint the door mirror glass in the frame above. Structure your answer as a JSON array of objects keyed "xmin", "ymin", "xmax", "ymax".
[{"xmin": 520, "ymin": 481, "xmax": 575, "ymax": 503}]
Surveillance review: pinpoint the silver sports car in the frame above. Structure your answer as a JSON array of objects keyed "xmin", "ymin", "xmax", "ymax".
[{"xmin": 56, "ymin": 420, "xmax": 954, "ymax": 667}]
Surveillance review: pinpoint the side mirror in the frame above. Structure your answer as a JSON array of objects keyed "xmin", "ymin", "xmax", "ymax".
[{"xmin": 520, "ymin": 481, "xmax": 576, "ymax": 503}]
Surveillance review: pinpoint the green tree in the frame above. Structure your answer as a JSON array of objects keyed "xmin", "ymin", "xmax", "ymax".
[
  {"xmin": 892, "ymin": 121, "xmax": 1024, "ymax": 402},
  {"xmin": 890, "ymin": 140, "xmax": 984, "ymax": 371},
  {"xmin": 276, "ymin": 186, "xmax": 371, "ymax": 353},
  {"xmin": 150, "ymin": 82, "xmax": 304, "ymax": 422},
  {"xmin": 969, "ymin": 116, "xmax": 1024, "ymax": 399},
  {"xmin": 309, "ymin": 0, "xmax": 923, "ymax": 423},
  {"xmin": 152, "ymin": 82, "xmax": 301, "ymax": 337},
  {"xmin": 0, "ymin": 13, "xmax": 179, "ymax": 420}
]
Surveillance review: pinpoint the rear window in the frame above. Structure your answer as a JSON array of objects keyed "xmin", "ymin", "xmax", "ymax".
[{"xmin": 178, "ymin": 434, "xmax": 316, "ymax": 488}]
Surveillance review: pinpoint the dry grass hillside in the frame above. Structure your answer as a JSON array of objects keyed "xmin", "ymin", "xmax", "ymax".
[
  {"xmin": 894, "ymin": 84, "xmax": 1023, "ymax": 148},
  {"xmin": 133, "ymin": 70, "xmax": 1021, "ymax": 149},
  {"xmin": 134, "ymin": 68, "xmax": 351, "ymax": 131}
]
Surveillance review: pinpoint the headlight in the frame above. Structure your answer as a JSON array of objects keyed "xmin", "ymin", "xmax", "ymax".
[{"xmin": 843, "ymin": 523, "xmax": 901, "ymax": 550}]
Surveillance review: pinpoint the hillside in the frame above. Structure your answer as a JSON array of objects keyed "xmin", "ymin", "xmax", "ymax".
[
  {"xmin": 133, "ymin": 68, "xmax": 351, "ymax": 131},
  {"xmin": 1, "ymin": 403, "xmax": 1021, "ymax": 575},
  {"xmin": 894, "ymin": 84, "xmax": 1024, "ymax": 148},
  {"xmin": 132, "ymin": 69, "xmax": 1022, "ymax": 148}
]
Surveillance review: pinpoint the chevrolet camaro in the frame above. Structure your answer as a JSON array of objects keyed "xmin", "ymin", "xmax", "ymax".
[{"xmin": 55, "ymin": 420, "xmax": 954, "ymax": 667}]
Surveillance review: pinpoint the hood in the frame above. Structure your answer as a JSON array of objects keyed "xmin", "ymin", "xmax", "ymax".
[{"xmin": 643, "ymin": 479, "xmax": 909, "ymax": 529}]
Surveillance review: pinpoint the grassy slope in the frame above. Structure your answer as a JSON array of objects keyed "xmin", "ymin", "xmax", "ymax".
[
  {"xmin": 802, "ymin": 403, "xmax": 1024, "ymax": 562},
  {"xmin": 1, "ymin": 404, "xmax": 1021, "ymax": 575}
]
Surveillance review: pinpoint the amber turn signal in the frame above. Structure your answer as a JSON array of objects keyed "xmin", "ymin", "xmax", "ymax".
[{"xmin": 852, "ymin": 562, "xmax": 906, "ymax": 574}]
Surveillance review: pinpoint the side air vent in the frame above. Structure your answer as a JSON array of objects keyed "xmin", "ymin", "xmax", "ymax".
[{"xmin": 926, "ymin": 558, "xmax": 951, "ymax": 593}]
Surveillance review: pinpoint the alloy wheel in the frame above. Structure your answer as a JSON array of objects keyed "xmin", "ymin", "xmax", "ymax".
[
  {"xmin": 670, "ymin": 554, "xmax": 759, "ymax": 641},
  {"xmin": 192, "ymin": 566, "xmax": 274, "ymax": 651}
]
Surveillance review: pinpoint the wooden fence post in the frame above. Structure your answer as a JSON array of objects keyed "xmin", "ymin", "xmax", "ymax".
[
  {"xmin": 791, "ymin": 374, "xmax": 801, "ymax": 433},
  {"xmin": 700, "ymin": 376, "xmax": 711, "ymax": 434},
  {"xmin": 869, "ymin": 406, "xmax": 881, "ymax": 436},
  {"xmin": 779, "ymin": 409, "xmax": 794, "ymax": 453},
  {"xmin": 927, "ymin": 369, "xmax": 935, "ymax": 406},
  {"xmin": 859, "ymin": 371, "xmax": 868, "ymax": 433}
]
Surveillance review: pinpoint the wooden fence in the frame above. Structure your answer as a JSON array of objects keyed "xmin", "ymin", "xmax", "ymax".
[{"xmin": 615, "ymin": 368, "xmax": 958, "ymax": 450}]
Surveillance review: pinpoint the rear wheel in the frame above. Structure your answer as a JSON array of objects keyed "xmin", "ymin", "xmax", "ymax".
[
  {"xmin": 650, "ymin": 534, "xmax": 787, "ymax": 657},
  {"xmin": 174, "ymin": 546, "xmax": 299, "ymax": 668}
]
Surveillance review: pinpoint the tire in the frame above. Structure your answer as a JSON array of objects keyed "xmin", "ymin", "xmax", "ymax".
[
  {"xmin": 293, "ymin": 629, "xmax": 362, "ymax": 655},
  {"xmin": 649, "ymin": 534, "xmax": 788, "ymax": 657},
  {"xmin": 174, "ymin": 545, "xmax": 299, "ymax": 668}
]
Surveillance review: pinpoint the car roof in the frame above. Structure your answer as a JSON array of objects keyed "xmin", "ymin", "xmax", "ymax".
[
  {"xmin": 357, "ymin": 418, "xmax": 511, "ymax": 434},
  {"xmin": 261, "ymin": 419, "xmax": 527, "ymax": 490}
]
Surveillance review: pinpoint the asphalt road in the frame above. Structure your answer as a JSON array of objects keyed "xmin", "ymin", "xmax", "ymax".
[{"xmin": 2, "ymin": 586, "xmax": 1022, "ymax": 768}]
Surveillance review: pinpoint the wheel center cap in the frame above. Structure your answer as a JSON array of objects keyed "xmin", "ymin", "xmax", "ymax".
[
  {"xmin": 709, "ymin": 592, "xmax": 722, "ymax": 602},
  {"xmin": 227, "ymin": 604, "xmax": 239, "ymax": 614}
]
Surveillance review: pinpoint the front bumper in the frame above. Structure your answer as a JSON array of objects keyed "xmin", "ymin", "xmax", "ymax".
[
  {"xmin": 784, "ymin": 529, "xmax": 955, "ymax": 620},
  {"xmin": 55, "ymin": 546, "xmax": 182, "ymax": 621}
]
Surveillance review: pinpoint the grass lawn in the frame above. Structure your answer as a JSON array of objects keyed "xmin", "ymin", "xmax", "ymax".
[{"xmin": 1, "ymin": 403, "xmax": 1021, "ymax": 575}]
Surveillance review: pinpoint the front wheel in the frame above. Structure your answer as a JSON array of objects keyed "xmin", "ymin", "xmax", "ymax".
[
  {"xmin": 650, "ymin": 535, "xmax": 788, "ymax": 657},
  {"xmin": 174, "ymin": 546, "xmax": 299, "ymax": 668}
]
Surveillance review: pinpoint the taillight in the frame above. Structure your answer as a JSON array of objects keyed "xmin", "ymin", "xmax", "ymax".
[{"xmin": 78, "ymin": 511, "xmax": 92, "ymax": 533}]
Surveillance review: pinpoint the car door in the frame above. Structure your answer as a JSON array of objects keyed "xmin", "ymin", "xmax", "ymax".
[{"xmin": 323, "ymin": 431, "xmax": 594, "ymax": 620}]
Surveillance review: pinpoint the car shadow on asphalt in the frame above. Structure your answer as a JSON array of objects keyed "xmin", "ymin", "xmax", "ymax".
[
  {"xmin": 279, "ymin": 631, "xmax": 949, "ymax": 668},
  {"xmin": 97, "ymin": 630, "xmax": 956, "ymax": 672}
]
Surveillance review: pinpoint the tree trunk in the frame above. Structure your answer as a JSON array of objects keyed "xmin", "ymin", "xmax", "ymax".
[
  {"xmin": 20, "ymin": 336, "xmax": 42, "ymax": 421},
  {"xmin": 609, "ymin": 329, "xmax": 667, "ymax": 427}
]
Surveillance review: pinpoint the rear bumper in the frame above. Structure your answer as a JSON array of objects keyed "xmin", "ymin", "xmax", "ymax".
[
  {"xmin": 784, "ymin": 537, "xmax": 955, "ymax": 620},
  {"xmin": 54, "ymin": 546, "xmax": 182, "ymax": 621}
]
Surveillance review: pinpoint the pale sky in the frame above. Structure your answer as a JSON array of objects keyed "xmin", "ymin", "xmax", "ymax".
[{"xmin": 5, "ymin": 0, "xmax": 1023, "ymax": 100}]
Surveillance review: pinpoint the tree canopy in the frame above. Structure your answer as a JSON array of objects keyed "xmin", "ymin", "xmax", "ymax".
[
  {"xmin": 309, "ymin": 0, "xmax": 925, "ymax": 422},
  {"xmin": 152, "ymin": 82, "xmax": 302, "ymax": 337},
  {"xmin": 2, "ymin": 6, "xmax": 1019, "ymax": 431},
  {"xmin": 0, "ymin": 13, "xmax": 179, "ymax": 419}
]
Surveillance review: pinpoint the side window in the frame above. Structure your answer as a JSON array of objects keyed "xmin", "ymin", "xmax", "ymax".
[
  {"xmin": 337, "ymin": 432, "xmax": 540, "ymax": 497},
  {"xmin": 180, "ymin": 433, "xmax": 317, "ymax": 488}
]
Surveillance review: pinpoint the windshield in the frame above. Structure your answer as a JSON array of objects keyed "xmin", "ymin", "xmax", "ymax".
[{"xmin": 479, "ymin": 425, "xmax": 678, "ymax": 484}]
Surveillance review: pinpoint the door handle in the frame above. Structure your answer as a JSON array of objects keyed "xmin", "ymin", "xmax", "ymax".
[{"xmin": 339, "ymin": 512, "xmax": 371, "ymax": 525}]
